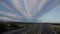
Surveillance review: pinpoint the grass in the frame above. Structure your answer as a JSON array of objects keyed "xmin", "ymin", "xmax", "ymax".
[
  {"xmin": 26, "ymin": 24, "xmax": 42, "ymax": 34},
  {"xmin": 0, "ymin": 22, "xmax": 60, "ymax": 34}
]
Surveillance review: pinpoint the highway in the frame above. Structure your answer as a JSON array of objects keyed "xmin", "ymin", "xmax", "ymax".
[
  {"xmin": 2, "ymin": 27, "xmax": 32, "ymax": 34},
  {"xmin": 2, "ymin": 24, "xmax": 57, "ymax": 34},
  {"xmin": 38, "ymin": 24, "xmax": 57, "ymax": 34},
  {"xmin": 2, "ymin": 24, "xmax": 39, "ymax": 34}
]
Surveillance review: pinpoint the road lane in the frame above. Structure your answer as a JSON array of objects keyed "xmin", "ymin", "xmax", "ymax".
[
  {"xmin": 2, "ymin": 27, "xmax": 32, "ymax": 34},
  {"xmin": 2, "ymin": 24, "xmax": 38, "ymax": 34},
  {"xmin": 40, "ymin": 24, "xmax": 57, "ymax": 34},
  {"xmin": 2, "ymin": 24, "xmax": 57, "ymax": 34}
]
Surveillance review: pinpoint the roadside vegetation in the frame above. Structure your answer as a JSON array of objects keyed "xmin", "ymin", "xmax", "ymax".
[
  {"xmin": 0, "ymin": 22, "xmax": 35, "ymax": 33},
  {"xmin": 0, "ymin": 22, "xmax": 60, "ymax": 34}
]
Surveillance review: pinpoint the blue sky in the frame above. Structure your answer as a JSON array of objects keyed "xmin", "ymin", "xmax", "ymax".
[
  {"xmin": 38, "ymin": 5, "xmax": 60, "ymax": 23},
  {"xmin": 0, "ymin": 0, "xmax": 60, "ymax": 23}
]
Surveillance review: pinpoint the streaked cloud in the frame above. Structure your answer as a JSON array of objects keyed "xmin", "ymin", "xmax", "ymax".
[
  {"xmin": 38, "ymin": 5, "xmax": 60, "ymax": 23},
  {"xmin": 1, "ymin": 1, "xmax": 14, "ymax": 11},
  {"xmin": 0, "ymin": 0, "xmax": 60, "ymax": 22},
  {"xmin": 12, "ymin": 0, "xmax": 32, "ymax": 18},
  {"xmin": 0, "ymin": 16, "xmax": 22, "ymax": 22},
  {"xmin": 0, "ymin": 11, "xmax": 23, "ymax": 20}
]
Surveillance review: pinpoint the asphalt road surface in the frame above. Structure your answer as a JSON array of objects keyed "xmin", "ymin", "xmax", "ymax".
[
  {"xmin": 2, "ymin": 24, "xmax": 57, "ymax": 34},
  {"xmin": 40, "ymin": 24, "xmax": 57, "ymax": 34},
  {"xmin": 2, "ymin": 26, "xmax": 32, "ymax": 34}
]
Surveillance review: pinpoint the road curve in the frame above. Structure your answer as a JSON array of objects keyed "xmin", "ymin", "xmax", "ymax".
[
  {"xmin": 2, "ymin": 24, "xmax": 38, "ymax": 34},
  {"xmin": 2, "ymin": 24, "xmax": 58, "ymax": 34},
  {"xmin": 2, "ymin": 27, "xmax": 32, "ymax": 34}
]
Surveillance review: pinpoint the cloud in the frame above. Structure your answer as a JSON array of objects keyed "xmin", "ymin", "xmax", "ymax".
[
  {"xmin": 34, "ymin": 0, "xmax": 60, "ymax": 18},
  {"xmin": 0, "ymin": 11, "xmax": 23, "ymax": 20},
  {"xmin": 12, "ymin": 0, "xmax": 33, "ymax": 19},
  {"xmin": 0, "ymin": 16, "xmax": 22, "ymax": 22},
  {"xmin": 1, "ymin": 1, "xmax": 14, "ymax": 11},
  {"xmin": 0, "ymin": 0, "xmax": 60, "ymax": 22},
  {"xmin": 32, "ymin": 0, "xmax": 47, "ymax": 16}
]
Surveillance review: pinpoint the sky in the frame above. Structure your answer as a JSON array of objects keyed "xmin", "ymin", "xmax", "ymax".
[
  {"xmin": 38, "ymin": 5, "xmax": 60, "ymax": 23},
  {"xmin": 0, "ymin": 0, "xmax": 60, "ymax": 23}
]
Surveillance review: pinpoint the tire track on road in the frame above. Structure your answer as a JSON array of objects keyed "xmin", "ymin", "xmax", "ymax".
[{"xmin": 38, "ymin": 24, "xmax": 57, "ymax": 34}]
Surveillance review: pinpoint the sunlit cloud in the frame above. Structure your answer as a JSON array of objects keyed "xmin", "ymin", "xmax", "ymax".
[
  {"xmin": 0, "ymin": 11, "xmax": 23, "ymax": 20},
  {"xmin": 0, "ymin": 16, "xmax": 22, "ymax": 22},
  {"xmin": 38, "ymin": 4, "xmax": 60, "ymax": 23},
  {"xmin": 36, "ymin": 0, "xmax": 47, "ymax": 11},
  {"xmin": 12, "ymin": 0, "xmax": 32, "ymax": 18},
  {"xmin": 0, "ymin": 0, "xmax": 60, "ymax": 22},
  {"xmin": 35, "ymin": 0, "xmax": 60, "ymax": 18}
]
